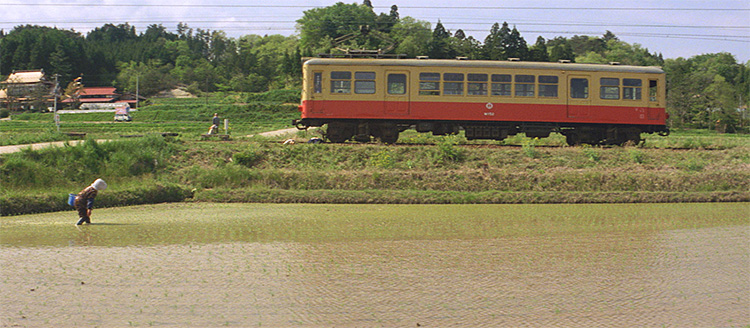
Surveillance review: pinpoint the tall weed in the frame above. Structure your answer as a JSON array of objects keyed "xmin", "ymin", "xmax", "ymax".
[{"xmin": 435, "ymin": 138, "xmax": 465, "ymax": 164}]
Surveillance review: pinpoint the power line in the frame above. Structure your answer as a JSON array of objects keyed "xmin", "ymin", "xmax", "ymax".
[
  {"xmin": 2, "ymin": 3, "xmax": 749, "ymax": 11},
  {"xmin": 5, "ymin": 18, "xmax": 748, "ymax": 31}
]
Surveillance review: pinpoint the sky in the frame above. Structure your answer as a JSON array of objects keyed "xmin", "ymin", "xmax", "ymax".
[{"xmin": 2, "ymin": 0, "xmax": 749, "ymax": 62}]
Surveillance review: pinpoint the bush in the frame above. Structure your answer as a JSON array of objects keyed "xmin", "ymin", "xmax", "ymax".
[
  {"xmin": 0, "ymin": 108, "xmax": 9, "ymax": 118},
  {"xmin": 435, "ymin": 138, "xmax": 465, "ymax": 164},
  {"xmin": 234, "ymin": 147, "xmax": 265, "ymax": 168}
]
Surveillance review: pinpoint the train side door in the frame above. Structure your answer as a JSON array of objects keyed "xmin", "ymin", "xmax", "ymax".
[
  {"xmin": 384, "ymin": 71, "xmax": 410, "ymax": 116},
  {"xmin": 567, "ymin": 75, "xmax": 591, "ymax": 119},
  {"xmin": 647, "ymin": 79, "xmax": 662, "ymax": 120},
  {"xmin": 309, "ymin": 71, "xmax": 324, "ymax": 113}
]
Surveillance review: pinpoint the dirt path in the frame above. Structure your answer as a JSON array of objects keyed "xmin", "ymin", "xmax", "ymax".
[
  {"xmin": 251, "ymin": 127, "xmax": 302, "ymax": 138},
  {"xmin": 0, "ymin": 140, "xmax": 92, "ymax": 155}
]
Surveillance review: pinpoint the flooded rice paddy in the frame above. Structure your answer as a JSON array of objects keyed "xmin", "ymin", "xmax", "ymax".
[{"xmin": 1, "ymin": 203, "xmax": 748, "ymax": 327}]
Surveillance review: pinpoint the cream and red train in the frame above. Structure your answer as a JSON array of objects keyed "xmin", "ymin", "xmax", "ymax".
[{"xmin": 293, "ymin": 57, "xmax": 669, "ymax": 145}]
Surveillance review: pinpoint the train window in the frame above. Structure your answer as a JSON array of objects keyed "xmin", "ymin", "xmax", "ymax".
[
  {"xmin": 649, "ymin": 80, "xmax": 658, "ymax": 102},
  {"xmin": 331, "ymin": 71, "xmax": 351, "ymax": 94},
  {"xmin": 313, "ymin": 72, "xmax": 322, "ymax": 94},
  {"xmin": 419, "ymin": 72, "xmax": 440, "ymax": 96},
  {"xmin": 539, "ymin": 75, "xmax": 559, "ymax": 98},
  {"xmin": 354, "ymin": 71, "xmax": 376, "ymax": 94},
  {"xmin": 600, "ymin": 78, "xmax": 620, "ymax": 99},
  {"xmin": 387, "ymin": 74, "xmax": 407, "ymax": 95},
  {"xmin": 570, "ymin": 78, "xmax": 589, "ymax": 99},
  {"xmin": 444, "ymin": 73, "xmax": 464, "ymax": 95},
  {"xmin": 468, "ymin": 74, "xmax": 488, "ymax": 96},
  {"xmin": 515, "ymin": 75, "xmax": 535, "ymax": 97},
  {"xmin": 491, "ymin": 74, "xmax": 512, "ymax": 96},
  {"xmin": 623, "ymin": 78, "xmax": 642, "ymax": 100}
]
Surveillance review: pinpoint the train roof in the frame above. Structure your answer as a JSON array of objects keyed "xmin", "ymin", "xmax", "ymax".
[{"xmin": 304, "ymin": 58, "xmax": 664, "ymax": 74}]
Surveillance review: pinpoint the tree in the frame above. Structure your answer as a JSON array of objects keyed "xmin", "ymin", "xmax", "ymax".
[
  {"xmin": 706, "ymin": 75, "xmax": 740, "ymax": 132},
  {"xmin": 482, "ymin": 22, "xmax": 511, "ymax": 60},
  {"xmin": 663, "ymin": 53, "xmax": 747, "ymax": 130},
  {"xmin": 391, "ymin": 17, "xmax": 431, "ymax": 57},
  {"xmin": 528, "ymin": 36, "xmax": 549, "ymax": 62},
  {"xmin": 602, "ymin": 30, "xmax": 618, "ymax": 43},
  {"xmin": 0, "ymin": 26, "xmax": 89, "ymax": 77},
  {"xmin": 483, "ymin": 23, "xmax": 501, "ymax": 60},
  {"xmin": 569, "ymin": 35, "xmax": 606, "ymax": 57},
  {"xmin": 427, "ymin": 20, "xmax": 455, "ymax": 59},
  {"xmin": 452, "ymin": 33, "xmax": 482, "ymax": 59},
  {"xmin": 376, "ymin": 5, "xmax": 400, "ymax": 33},
  {"xmin": 116, "ymin": 60, "xmax": 175, "ymax": 96},
  {"xmin": 49, "ymin": 44, "xmax": 73, "ymax": 81},
  {"xmin": 548, "ymin": 37, "xmax": 575, "ymax": 62},
  {"xmin": 505, "ymin": 26, "xmax": 528, "ymax": 60},
  {"xmin": 576, "ymin": 51, "xmax": 608, "ymax": 64},
  {"xmin": 296, "ymin": 2, "xmax": 379, "ymax": 53}
]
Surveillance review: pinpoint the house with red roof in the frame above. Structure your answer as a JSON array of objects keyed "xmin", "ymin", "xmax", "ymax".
[{"xmin": 62, "ymin": 86, "xmax": 145, "ymax": 109}]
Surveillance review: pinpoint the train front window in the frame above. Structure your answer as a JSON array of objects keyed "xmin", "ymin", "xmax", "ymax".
[
  {"xmin": 468, "ymin": 74, "xmax": 488, "ymax": 96},
  {"xmin": 491, "ymin": 74, "xmax": 511, "ymax": 96},
  {"xmin": 331, "ymin": 71, "xmax": 351, "ymax": 94},
  {"xmin": 539, "ymin": 75, "xmax": 559, "ymax": 98},
  {"xmin": 388, "ymin": 74, "xmax": 406, "ymax": 95},
  {"xmin": 649, "ymin": 80, "xmax": 658, "ymax": 102},
  {"xmin": 515, "ymin": 75, "xmax": 535, "ymax": 97},
  {"xmin": 419, "ymin": 72, "xmax": 440, "ymax": 96},
  {"xmin": 600, "ymin": 78, "xmax": 620, "ymax": 99},
  {"xmin": 444, "ymin": 73, "xmax": 464, "ymax": 95},
  {"xmin": 570, "ymin": 78, "xmax": 589, "ymax": 99},
  {"xmin": 623, "ymin": 78, "xmax": 642, "ymax": 100},
  {"xmin": 354, "ymin": 72, "xmax": 376, "ymax": 94}
]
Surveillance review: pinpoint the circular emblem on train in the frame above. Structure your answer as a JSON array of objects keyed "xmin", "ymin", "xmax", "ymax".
[{"xmin": 485, "ymin": 102, "xmax": 494, "ymax": 110}]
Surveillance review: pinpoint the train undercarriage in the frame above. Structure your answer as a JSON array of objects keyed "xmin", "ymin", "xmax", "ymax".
[{"xmin": 293, "ymin": 119, "xmax": 669, "ymax": 146}]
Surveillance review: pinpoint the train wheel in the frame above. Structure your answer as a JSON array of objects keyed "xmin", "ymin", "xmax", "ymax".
[
  {"xmin": 625, "ymin": 128, "xmax": 643, "ymax": 146},
  {"xmin": 565, "ymin": 133, "xmax": 581, "ymax": 146},
  {"xmin": 326, "ymin": 122, "xmax": 354, "ymax": 143},
  {"xmin": 379, "ymin": 132, "xmax": 399, "ymax": 144}
]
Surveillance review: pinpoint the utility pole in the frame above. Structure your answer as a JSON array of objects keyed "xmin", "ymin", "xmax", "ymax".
[
  {"xmin": 136, "ymin": 74, "xmax": 139, "ymax": 109},
  {"xmin": 53, "ymin": 74, "xmax": 60, "ymax": 132}
]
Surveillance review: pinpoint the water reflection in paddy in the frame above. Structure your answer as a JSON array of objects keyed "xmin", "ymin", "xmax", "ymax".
[{"xmin": 1, "ymin": 203, "xmax": 748, "ymax": 327}]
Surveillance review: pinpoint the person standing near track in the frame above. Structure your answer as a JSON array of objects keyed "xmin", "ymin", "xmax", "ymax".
[{"xmin": 75, "ymin": 178, "xmax": 107, "ymax": 225}]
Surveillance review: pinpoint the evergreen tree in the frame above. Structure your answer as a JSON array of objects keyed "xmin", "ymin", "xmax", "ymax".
[
  {"xmin": 454, "ymin": 29, "xmax": 466, "ymax": 40},
  {"xmin": 49, "ymin": 44, "xmax": 73, "ymax": 81},
  {"xmin": 505, "ymin": 26, "xmax": 528, "ymax": 59},
  {"xmin": 602, "ymin": 30, "xmax": 618, "ymax": 43},
  {"xmin": 389, "ymin": 5, "xmax": 399, "ymax": 20},
  {"xmin": 482, "ymin": 23, "xmax": 502, "ymax": 60},
  {"xmin": 528, "ymin": 36, "xmax": 549, "ymax": 62},
  {"xmin": 427, "ymin": 20, "xmax": 454, "ymax": 59}
]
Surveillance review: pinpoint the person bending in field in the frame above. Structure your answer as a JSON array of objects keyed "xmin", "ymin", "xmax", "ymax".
[
  {"xmin": 75, "ymin": 178, "xmax": 107, "ymax": 225},
  {"xmin": 208, "ymin": 113, "xmax": 220, "ymax": 134}
]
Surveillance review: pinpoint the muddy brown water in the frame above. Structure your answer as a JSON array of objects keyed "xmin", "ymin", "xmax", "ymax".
[{"xmin": 1, "ymin": 203, "xmax": 748, "ymax": 327}]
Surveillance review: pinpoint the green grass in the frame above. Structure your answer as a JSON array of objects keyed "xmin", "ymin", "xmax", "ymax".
[
  {"xmin": 0, "ymin": 91, "xmax": 300, "ymax": 145},
  {"xmin": 2, "ymin": 91, "xmax": 750, "ymax": 215},
  {"xmin": 2, "ymin": 132, "xmax": 748, "ymax": 215}
]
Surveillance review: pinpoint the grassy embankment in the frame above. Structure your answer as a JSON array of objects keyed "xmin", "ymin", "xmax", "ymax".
[{"xmin": 2, "ymin": 91, "xmax": 749, "ymax": 216}]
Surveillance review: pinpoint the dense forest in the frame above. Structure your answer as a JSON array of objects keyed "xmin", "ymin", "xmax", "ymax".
[{"xmin": 0, "ymin": 1, "xmax": 748, "ymax": 131}]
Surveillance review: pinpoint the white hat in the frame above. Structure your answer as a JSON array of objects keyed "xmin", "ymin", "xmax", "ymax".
[{"xmin": 92, "ymin": 178, "xmax": 107, "ymax": 191}]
